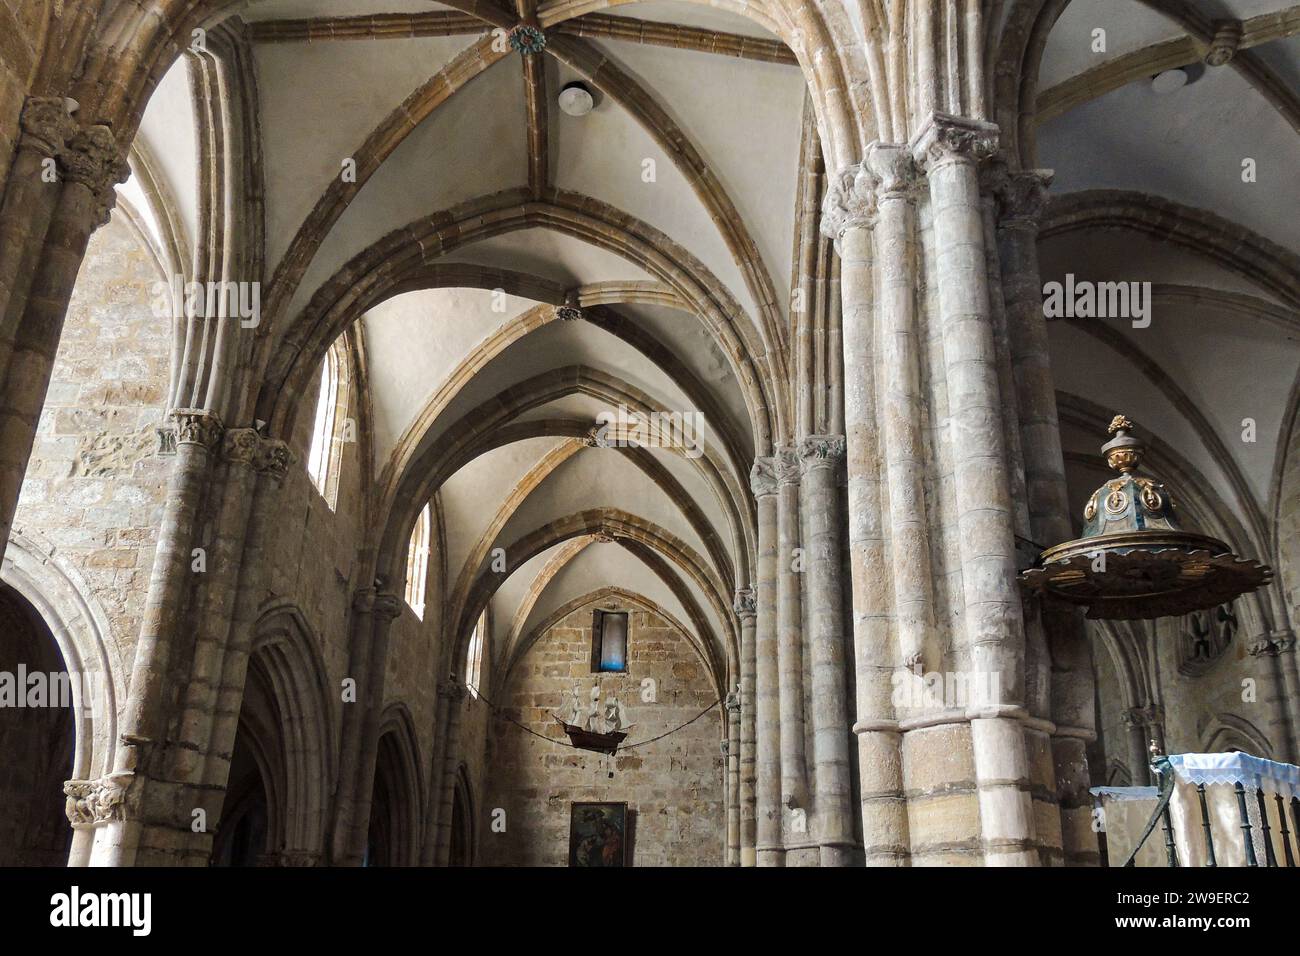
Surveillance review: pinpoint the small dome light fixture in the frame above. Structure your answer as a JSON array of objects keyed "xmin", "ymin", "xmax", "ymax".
[
  {"xmin": 1151, "ymin": 68, "xmax": 1188, "ymax": 94},
  {"xmin": 558, "ymin": 81, "xmax": 595, "ymax": 117}
]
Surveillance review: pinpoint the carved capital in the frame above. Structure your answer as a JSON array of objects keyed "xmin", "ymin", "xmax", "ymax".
[
  {"xmin": 910, "ymin": 112, "xmax": 999, "ymax": 173},
  {"xmin": 774, "ymin": 447, "xmax": 801, "ymax": 486},
  {"xmin": 1204, "ymin": 20, "xmax": 1243, "ymax": 67},
  {"xmin": 372, "ymin": 592, "xmax": 402, "ymax": 621},
  {"xmin": 724, "ymin": 690, "xmax": 741, "ymax": 713},
  {"xmin": 820, "ymin": 162, "xmax": 876, "ymax": 242},
  {"xmin": 253, "ymin": 438, "xmax": 293, "ymax": 483},
  {"xmin": 271, "ymin": 849, "xmax": 321, "ymax": 867},
  {"xmin": 1248, "ymin": 630, "xmax": 1295, "ymax": 657},
  {"xmin": 171, "ymin": 408, "xmax": 223, "ymax": 449},
  {"xmin": 222, "ymin": 427, "xmax": 260, "ymax": 465},
  {"xmin": 864, "ymin": 141, "xmax": 920, "ymax": 202},
  {"xmin": 63, "ymin": 771, "xmax": 136, "ymax": 828},
  {"xmin": 797, "ymin": 434, "xmax": 846, "ymax": 471},
  {"xmin": 352, "ymin": 587, "xmax": 377, "ymax": 614},
  {"xmin": 61, "ymin": 125, "xmax": 129, "ymax": 225},
  {"xmin": 19, "ymin": 96, "xmax": 75, "ymax": 157},
  {"xmin": 1121, "ymin": 704, "xmax": 1163, "ymax": 730},
  {"xmin": 991, "ymin": 165, "xmax": 1054, "ymax": 229},
  {"xmin": 749, "ymin": 456, "xmax": 779, "ymax": 498},
  {"xmin": 1248, "ymin": 637, "xmax": 1279, "ymax": 658},
  {"xmin": 438, "ymin": 679, "xmax": 467, "ymax": 702},
  {"xmin": 732, "ymin": 587, "xmax": 757, "ymax": 620}
]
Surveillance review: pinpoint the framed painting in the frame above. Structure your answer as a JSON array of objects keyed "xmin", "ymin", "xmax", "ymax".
[{"xmin": 568, "ymin": 802, "xmax": 631, "ymax": 867}]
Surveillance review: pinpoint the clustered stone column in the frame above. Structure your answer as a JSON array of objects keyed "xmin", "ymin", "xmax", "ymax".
[
  {"xmin": 747, "ymin": 435, "xmax": 856, "ymax": 865},
  {"xmin": 724, "ymin": 689, "xmax": 741, "ymax": 866},
  {"xmin": 333, "ymin": 589, "xmax": 403, "ymax": 865},
  {"xmin": 1248, "ymin": 634, "xmax": 1300, "ymax": 765},
  {"xmin": 63, "ymin": 412, "xmax": 295, "ymax": 866},
  {"xmin": 750, "ymin": 457, "xmax": 783, "ymax": 865},
  {"xmin": 914, "ymin": 113, "xmax": 1038, "ymax": 866},
  {"xmin": 0, "ymin": 98, "xmax": 128, "ymax": 561},
  {"xmin": 774, "ymin": 446, "xmax": 813, "ymax": 864},
  {"xmin": 798, "ymin": 434, "xmax": 854, "ymax": 865},
  {"xmin": 733, "ymin": 587, "xmax": 758, "ymax": 866},
  {"xmin": 1120, "ymin": 705, "xmax": 1164, "ymax": 786},
  {"xmin": 817, "ymin": 111, "xmax": 1099, "ymax": 866},
  {"xmin": 824, "ymin": 160, "xmax": 910, "ymax": 865},
  {"xmin": 991, "ymin": 163, "xmax": 1098, "ymax": 864},
  {"xmin": 432, "ymin": 679, "xmax": 467, "ymax": 866}
]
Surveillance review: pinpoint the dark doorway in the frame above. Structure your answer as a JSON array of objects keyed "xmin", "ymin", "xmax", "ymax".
[{"xmin": 0, "ymin": 583, "xmax": 76, "ymax": 865}]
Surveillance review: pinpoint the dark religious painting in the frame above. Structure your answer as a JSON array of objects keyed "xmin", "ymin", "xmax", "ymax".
[{"xmin": 568, "ymin": 802, "xmax": 630, "ymax": 867}]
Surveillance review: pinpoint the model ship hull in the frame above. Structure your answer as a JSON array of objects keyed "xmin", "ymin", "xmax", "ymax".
[{"xmin": 558, "ymin": 720, "xmax": 627, "ymax": 755}]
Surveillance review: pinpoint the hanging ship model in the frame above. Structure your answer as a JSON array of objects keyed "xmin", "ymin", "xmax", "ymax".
[{"xmin": 553, "ymin": 683, "xmax": 634, "ymax": 754}]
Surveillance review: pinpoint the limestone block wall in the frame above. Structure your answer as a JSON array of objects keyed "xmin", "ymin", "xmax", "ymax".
[
  {"xmin": 1278, "ymin": 421, "xmax": 1300, "ymax": 635},
  {"xmin": 479, "ymin": 601, "xmax": 724, "ymax": 866},
  {"xmin": 265, "ymin": 370, "xmax": 368, "ymax": 689},
  {"xmin": 12, "ymin": 214, "xmax": 171, "ymax": 679},
  {"xmin": 383, "ymin": 606, "xmax": 439, "ymax": 799},
  {"xmin": 267, "ymin": 354, "xmax": 440, "ymax": 812},
  {"xmin": 0, "ymin": 0, "xmax": 47, "ymax": 184},
  {"xmin": 456, "ymin": 693, "xmax": 492, "ymax": 861}
]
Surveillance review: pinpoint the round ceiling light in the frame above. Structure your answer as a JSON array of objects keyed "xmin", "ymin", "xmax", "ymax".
[
  {"xmin": 558, "ymin": 81, "xmax": 594, "ymax": 117},
  {"xmin": 1151, "ymin": 68, "xmax": 1188, "ymax": 94}
]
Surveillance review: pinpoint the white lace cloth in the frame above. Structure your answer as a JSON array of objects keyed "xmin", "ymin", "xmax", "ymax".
[
  {"xmin": 1093, "ymin": 753, "xmax": 1300, "ymax": 866},
  {"xmin": 1167, "ymin": 752, "xmax": 1300, "ymax": 798},
  {"xmin": 1089, "ymin": 786, "xmax": 1158, "ymax": 802}
]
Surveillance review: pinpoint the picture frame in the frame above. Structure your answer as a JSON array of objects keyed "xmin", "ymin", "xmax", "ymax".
[{"xmin": 568, "ymin": 801, "xmax": 631, "ymax": 867}]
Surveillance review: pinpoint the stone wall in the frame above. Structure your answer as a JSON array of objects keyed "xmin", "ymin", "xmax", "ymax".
[
  {"xmin": 479, "ymin": 599, "xmax": 724, "ymax": 866},
  {"xmin": 0, "ymin": 0, "xmax": 47, "ymax": 185},
  {"xmin": 1278, "ymin": 417, "xmax": 1300, "ymax": 635},
  {"xmin": 12, "ymin": 213, "xmax": 171, "ymax": 679},
  {"xmin": 266, "ymin": 342, "xmax": 442, "ymax": 836}
]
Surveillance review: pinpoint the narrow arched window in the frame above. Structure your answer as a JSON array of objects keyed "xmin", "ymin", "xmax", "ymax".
[
  {"xmin": 306, "ymin": 342, "xmax": 347, "ymax": 509},
  {"xmin": 404, "ymin": 503, "xmax": 430, "ymax": 619},
  {"xmin": 466, "ymin": 609, "xmax": 486, "ymax": 699}
]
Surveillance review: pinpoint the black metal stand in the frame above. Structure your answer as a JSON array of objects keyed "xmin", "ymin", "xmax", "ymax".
[
  {"xmin": 1275, "ymin": 792, "xmax": 1294, "ymax": 867},
  {"xmin": 1196, "ymin": 783, "xmax": 1217, "ymax": 867},
  {"xmin": 1234, "ymin": 782, "xmax": 1258, "ymax": 867}
]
